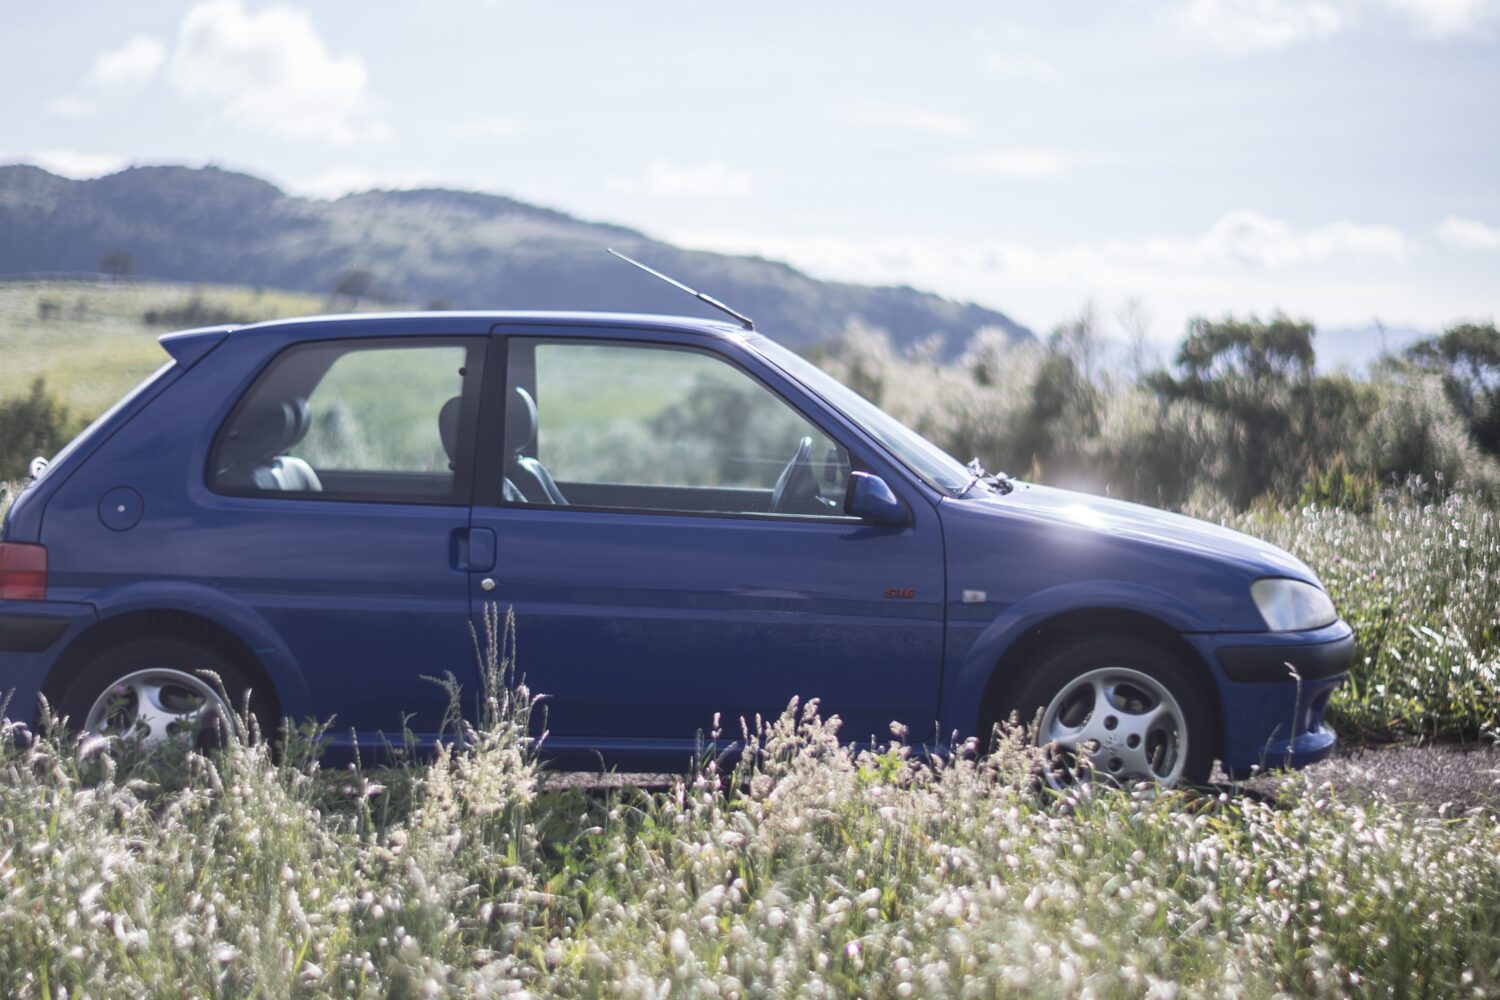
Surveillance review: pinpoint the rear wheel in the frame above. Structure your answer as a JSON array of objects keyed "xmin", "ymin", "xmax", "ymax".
[
  {"xmin": 995, "ymin": 636, "xmax": 1216, "ymax": 786},
  {"xmin": 53, "ymin": 638, "xmax": 271, "ymax": 751}
]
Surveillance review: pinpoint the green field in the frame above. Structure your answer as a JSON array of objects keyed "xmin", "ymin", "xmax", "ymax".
[{"xmin": 0, "ymin": 279, "xmax": 336, "ymax": 418}]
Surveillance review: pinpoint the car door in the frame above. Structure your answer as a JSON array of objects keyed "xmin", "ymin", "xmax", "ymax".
[
  {"xmin": 467, "ymin": 329, "xmax": 946, "ymax": 766},
  {"xmin": 205, "ymin": 335, "xmax": 487, "ymax": 746}
]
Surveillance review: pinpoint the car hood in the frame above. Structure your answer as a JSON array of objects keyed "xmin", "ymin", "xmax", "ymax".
[{"xmin": 962, "ymin": 481, "xmax": 1320, "ymax": 584}]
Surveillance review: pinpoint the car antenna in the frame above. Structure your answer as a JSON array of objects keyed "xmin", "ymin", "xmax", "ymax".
[{"xmin": 606, "ymin": 248, "xmax": 755, "ymax": 331}]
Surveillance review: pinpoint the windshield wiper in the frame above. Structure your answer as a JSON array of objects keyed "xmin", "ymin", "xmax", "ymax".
[
  {"xmin": 962, "ymin": 458, "xmax": 1015, "ymax": 496},
  {"xmin": 962, "ymin": 458, "xmax": 986, "ymax": 495}
]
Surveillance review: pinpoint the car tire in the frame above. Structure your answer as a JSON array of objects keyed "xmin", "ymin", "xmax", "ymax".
[
  {"xmin": 51, "ymin": 638, "xmax": 274, "ymax": 751},
  {"xmin": 992, "ymin": 636, "xmax": 1216, "ymax": 787}
]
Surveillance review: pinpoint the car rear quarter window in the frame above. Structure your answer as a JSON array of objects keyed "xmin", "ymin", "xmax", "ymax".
[{"xmin": 211, "ymin": 338, "xmax": 480, "ymax": 503}]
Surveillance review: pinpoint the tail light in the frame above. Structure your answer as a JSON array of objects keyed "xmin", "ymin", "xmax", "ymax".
[{"xmin": 0, "ymin": 543, "xmax": 47, "ymax": 600}]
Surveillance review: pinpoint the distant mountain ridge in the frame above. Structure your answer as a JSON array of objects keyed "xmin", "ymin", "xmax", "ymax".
[{"xmin": 0, "ymin": 164, "xmax": 1031, "ymax": 353}]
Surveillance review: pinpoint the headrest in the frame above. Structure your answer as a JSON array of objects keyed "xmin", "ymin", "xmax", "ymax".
[
  {"xmin": 438, "ymin": 396, "xmax": 462, "ymax": 463},
  {"xmin": 507, "ymin": 386, "xmax": 538, "ymax": 453},
  {"xmin": 228, "ymin": 397, "xmax": 311, "ymax": 464}
]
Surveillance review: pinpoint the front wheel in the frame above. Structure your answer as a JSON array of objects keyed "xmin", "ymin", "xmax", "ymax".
[{"xmin": 999, "ymin": 637, "xmax": 1216, "ymax": 786}]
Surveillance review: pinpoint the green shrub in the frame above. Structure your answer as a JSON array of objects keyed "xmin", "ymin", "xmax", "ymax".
[
  {"xmin": 142, "ymin": 293, "xmax": 258, "ymax": 328},
  {"xmin": 1405, "ymin": 321, "xmax": 1500, "ymax": 457},
  {"xmin": 1358, "ymin": 370, "xmax": 1500, "ymax": 494},
  {"xmin": 0, "ymin": 378, "xmax": 71, "ymax": 482},
  {"xmin": 1297, "ymin": 454, "xmax": 1380, "ymax": 514},
  {"xmin": 811, "ymin": 316, "xmax": 1500, "ymax": 510}
]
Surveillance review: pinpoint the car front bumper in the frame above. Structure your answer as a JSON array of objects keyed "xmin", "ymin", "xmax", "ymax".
[{"xmin": 1183, "ymin": 620, "xmax": 1354, "ymax": 779}]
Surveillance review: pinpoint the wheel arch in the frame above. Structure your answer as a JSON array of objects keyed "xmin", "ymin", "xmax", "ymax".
[
  {"xmin": 961, "ymin": 607, "xmax": 1224, "ymax": 749},
  {"xmin": 42, "ymin": 601, "xmax": 310, "ymax": 726}
]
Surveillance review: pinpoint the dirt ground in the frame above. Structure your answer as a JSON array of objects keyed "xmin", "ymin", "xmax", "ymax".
[
  {"xmin": 1242, "ymin": 741, "xmax": 1500, "ymax": 814},
  {"xmin": 542, "ymin": 743, "xmax": 1500, "ymax": 814}
]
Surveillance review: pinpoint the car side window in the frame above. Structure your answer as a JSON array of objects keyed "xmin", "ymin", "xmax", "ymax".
[
  {"xmin": 502, "ymin": 339, "xmax": 853, "ymax": 518},
  {"xmin": 212, "ymin": 339, "xmax": 478, "ymax": 502}
]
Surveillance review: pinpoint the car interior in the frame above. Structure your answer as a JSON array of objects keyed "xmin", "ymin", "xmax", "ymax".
[
  {"xmin": 214, "ymin": 396, "xmax": 323, "ymax": 493},
  {"xmin": 213, "ymin": 341, "xmax": 464, "ymax": 501},
  {"xmin": 212, "ymin": 338, "xmax": 852, "ymax": 518}
]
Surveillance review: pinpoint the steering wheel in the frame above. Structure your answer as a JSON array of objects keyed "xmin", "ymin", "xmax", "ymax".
[{"xmin": 770, "ymin": 436, "xmax": 818, "ymax": 515}]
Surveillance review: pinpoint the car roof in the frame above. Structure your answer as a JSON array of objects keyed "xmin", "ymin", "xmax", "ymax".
[{"xmin": 231, "ymin": 310, "xmax": 751, "ymax": 340}]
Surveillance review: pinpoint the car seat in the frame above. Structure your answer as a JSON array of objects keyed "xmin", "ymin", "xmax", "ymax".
[
  {"xmin": 218, "ymin": 398, "xmax": 322, "ymax": 492},
  {"xmin": 505, "ymin": 387, "xmax": 567, "ymax": 504}
]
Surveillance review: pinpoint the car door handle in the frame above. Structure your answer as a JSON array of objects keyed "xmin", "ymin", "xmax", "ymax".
[
  {"xmin": 470, "ymin": 528, "xmax": 497, "ymax": 573},
  {"xmin": 452, "ymin": 528, "xmax": 497, "ymax": 573}
]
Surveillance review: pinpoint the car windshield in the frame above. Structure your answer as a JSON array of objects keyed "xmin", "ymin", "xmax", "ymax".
[{"xmin": 749, "ymin": 336, "xmax": 974, "ymax": 495}]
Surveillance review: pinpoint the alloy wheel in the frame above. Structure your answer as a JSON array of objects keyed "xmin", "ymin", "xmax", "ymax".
[
  {"xmin": 83, "ymin": 668, "xmax": 233, "ymax": 750},
  {"xmin": 1038, "ymin": 666, "xmax": 1189, "ymax": 785}
]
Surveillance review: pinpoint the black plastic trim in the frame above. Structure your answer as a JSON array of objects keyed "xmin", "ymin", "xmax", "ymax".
[
  {"xmin": 1216, "ymin": 633, "xmax": 1355, "ymax": 683},
  {"xmin": 0, "ymin": 615, "xmax": 68, "ymax": 653}
]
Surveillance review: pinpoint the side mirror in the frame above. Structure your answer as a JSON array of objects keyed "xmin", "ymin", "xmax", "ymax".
[{"xmin": 844, "ymin": 471, "xmax": 908, "ymax": 526}]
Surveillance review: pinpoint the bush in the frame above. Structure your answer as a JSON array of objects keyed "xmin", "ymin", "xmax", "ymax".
[
  {"xmin": 1297, "ymin": 453, "xmax": 1379, "ymax": 514},
  {"xmin": 142, "ymin": 293, "xmax": 258, "ymax": 328},
  {"xmin": 811, "ymin": 316, "xmax": 1500, "ymax": 510},
  {"xmin": 0, "ymin": 379, "xmax": 71, "ymax": 483},
  {"xmin": 1358, "ymin": 370, "xmax": 1500, "ymax": 494}
]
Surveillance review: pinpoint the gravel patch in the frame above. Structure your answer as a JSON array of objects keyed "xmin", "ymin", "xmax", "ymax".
[{"xmin": 1244, "ymin": 742, "xmax": 1500, "ymax": 814}]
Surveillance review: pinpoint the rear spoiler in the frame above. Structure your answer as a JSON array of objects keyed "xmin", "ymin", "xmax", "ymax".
[{"xmin": 158, "ymin": 325, "xmax": 234, "ymax": 368}]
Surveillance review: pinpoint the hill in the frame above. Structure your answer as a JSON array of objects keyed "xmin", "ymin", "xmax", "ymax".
[{"xmin": 0, "ymin": 164, "xmax": 1030, "ymax": 355}]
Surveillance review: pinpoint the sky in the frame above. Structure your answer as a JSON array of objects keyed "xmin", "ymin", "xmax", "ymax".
[{"xmin": 3, "ymin": 0, "xmax": 1498, "ymax": 343}]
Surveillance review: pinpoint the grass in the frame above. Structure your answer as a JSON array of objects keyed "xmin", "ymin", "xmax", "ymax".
[
  {"xmin": 0, "ymin": 615, "xmax": 1494, "ymax": 999},
  {"xmin": 0, "ymin": 279, "xmax": 335, "ymax": 418}
]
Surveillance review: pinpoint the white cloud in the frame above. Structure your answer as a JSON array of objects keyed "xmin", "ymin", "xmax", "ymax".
[
  {"xmin": 45, "ymin": 97, "xmax": 97, "ymax": 118},
  {"xmin": 1177, "ymin": 0, "xmax": 1346, "ymax": 51},
  {"xmin": 1176, "ymin": 0, "xmax": 1496, "ymax": 47},
  {"xmin": 984, "ymin": 51, "xmax": 1062, "ymax": 83},
  {"xmin": 606, "ymin": 160, "xmax": 754, "ymax": 197},
  {"xmin": 291, "ymin": 167, "xmax": 447, "ymax": 199},
  {"xmin": 944, "ymin": 149, "xmax": 1070, "ymax": 180},
  {"xmin": 1386, "ymin": 0, "xmax": 1499, "ymax": 37},
  {"xmin": 843, "ymin": 103, "xmax": 974, "ymax": 137},
  {"xmin": 1185, "ymin": 210, "xmax": 1407, "ymax": 266},
  {"xmin": 3, "ymin": 150, "xmax": 128, "ymax": 178},
  {"xmin": 166, "ymin": 0, "xmax": 387, "ymax": 143},
  {"xmin": 1437, "ymin": 215, "xmax": 1500, "ymax": 250},
  {"xmin": 672, "ymin": 211, "xmax": 1421, "ymax": 339},
  {"xmin": 89, "ymin": 35, "xmax": 166, "ymax": 87},
  {"xmin": 975, "ymin": 27, "xmax": 1061, "ymax": 83},
  {"xmin": 450, "ymin": 116, "xmax": 526, "ymax": 140}
]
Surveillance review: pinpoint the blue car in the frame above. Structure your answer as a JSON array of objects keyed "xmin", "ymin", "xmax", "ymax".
[{"xmin": 0, "ymin": 312, "xmax": 1350, "ymax": 783}]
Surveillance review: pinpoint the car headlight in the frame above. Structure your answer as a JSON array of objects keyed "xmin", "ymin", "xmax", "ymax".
[{"xmin": 1250, "ymin": 578, "xmax": 1337, "ymax": 631}]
